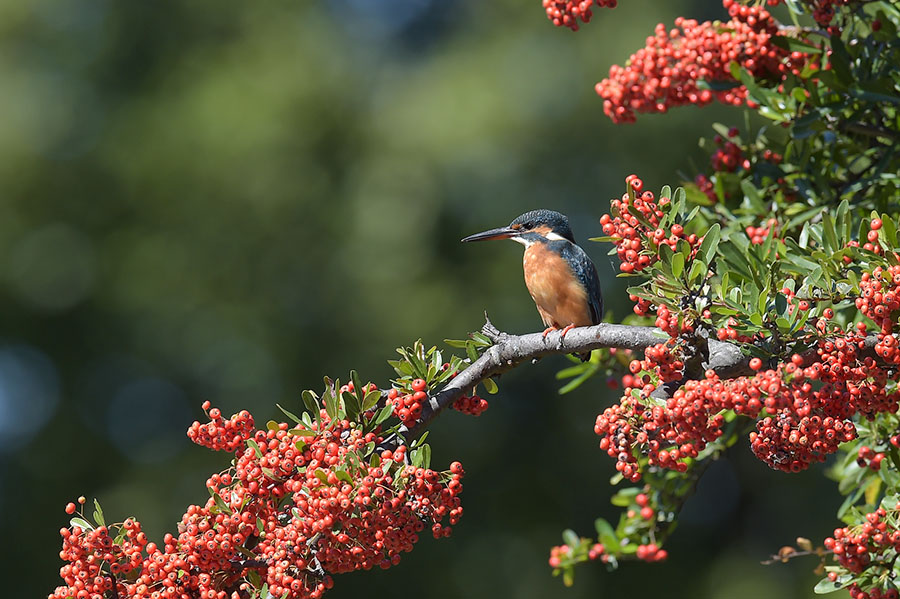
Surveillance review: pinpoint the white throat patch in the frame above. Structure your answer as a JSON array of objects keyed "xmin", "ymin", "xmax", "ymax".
[{"xmin": 544, "ymin": 231, "xmax": 568, "ymax": 242}]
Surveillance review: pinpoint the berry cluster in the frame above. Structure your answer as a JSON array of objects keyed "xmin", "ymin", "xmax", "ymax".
[
  {"xmin": 710, "ymin": 132, "xmax": 747, "ymax": 173},
  {"xmin": 770, "ymin": 0, "xmax": 853, "ymax": 29},
  {"xmin": 628, "ymin": 341, "xmax": 684, "ymax": 385},
  {"xmin": 52, "ymin": 516, "xmax": 149, "ymax": 599},
  {"xmin": 548, "ymin": 542, "xmax": 607, "ymax": 567},
  {"xmin": 746, "ymin": 218, "xmax": 779, "ymax": 245},
  {"xmin": 542, "ymin": 0, "xmax": 617, "ymax": 31},
  {"xmin": 596, "ymin": 326, "xmax": 900, "ymax": 479},
  {"xmin": 388, "ymin": 378, "xmax": 428, "ymax": 426},
  {"xmin": 824, "ymin": 503, "xmax": 900, "ymax": 599},
  {"xmin": 595, "ymin": 371, "xmax": 735, "ymax": 482},
  {"xmin": 750, "ymin": 408, "xmax": 856, "ymax": 472},
  {"xmin": 635, "ymin": 543, "xmax": 668, "ymax": 562},
  {"xmin": 452, "ymin": 394, "xmax": 489, "ymax": 416},
  {"xmin": 856, "ymin": 445, "xmax": 886, "ymax": 470},
  {"xmin": 860, "ymin": 218, "xmax": 886, "ymax": 256},
  {"xmin": 715, "ymin": 316, "xmax": 753, "ymax": 342},
  {"xmin": 187, "ymin": 401, "xmax": 254, "ymax": 452},
  {"xmin": 595, "ymin": 0, "xmax": 807, "ymax": 123},
  {"xmin": 600, "ymin": 175, "xmax": 700, "ymax": 275},
  {"xmin": 51, "ymin": 394, "xmax": 465, "ymax": 599},
  {"xmin": 857, "ymin": 263, "xmax": 900, "ymax": 335},
  {"xmin": 693, "ymin": 131, "xmax": 785, "ymax": 204},
  {"xmin": 694, "ymin": 174, "xmax": 717, "ymax": 203}
]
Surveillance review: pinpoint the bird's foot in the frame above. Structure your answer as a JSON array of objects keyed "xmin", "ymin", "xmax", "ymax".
[
  {"xmin": 542, "ymin": 326, "xmax": 558, "ymax": 340},
  {"xmin": 556, "ymin": 324, "xmax": 576, "ymax": 349}
]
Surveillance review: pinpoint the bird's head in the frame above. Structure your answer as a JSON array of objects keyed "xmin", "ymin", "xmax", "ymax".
[{"xmin": 461, "ymin": 209, "xmax": 575, "ymax": 246}]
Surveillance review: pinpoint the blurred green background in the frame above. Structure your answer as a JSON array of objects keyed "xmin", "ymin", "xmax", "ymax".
[{"xmin": 1, "ymin": 1, "xmax": 842, "ymax": 597}]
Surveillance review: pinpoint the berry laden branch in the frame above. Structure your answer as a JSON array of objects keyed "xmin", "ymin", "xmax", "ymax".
[{"xmin": 402, "ymin": 316, "xmax": 752, "ymax": 441}]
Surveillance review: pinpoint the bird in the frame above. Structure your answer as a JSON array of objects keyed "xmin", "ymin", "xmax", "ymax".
[{"xmin": 461, "ymin": 209, "xmax": 603, "ymax": 360}]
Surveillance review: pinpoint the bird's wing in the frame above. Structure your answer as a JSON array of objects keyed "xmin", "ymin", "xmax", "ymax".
[{"xmin": 560, "ymin": 242, "xmax": 604, "ymax": 325}]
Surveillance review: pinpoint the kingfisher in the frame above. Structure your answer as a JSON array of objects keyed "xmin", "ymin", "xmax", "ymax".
[{"xmin": 462, "ymin": 209, "xmax": 603, "ymax": 360}]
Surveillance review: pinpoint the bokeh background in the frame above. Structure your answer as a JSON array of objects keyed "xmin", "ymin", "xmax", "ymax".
[{"xmin": 1, "ymin": 1, "xmax": 843, "ymax": 597}]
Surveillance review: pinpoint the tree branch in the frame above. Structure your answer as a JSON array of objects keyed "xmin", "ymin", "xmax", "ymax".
[
  {"xmin": 403, "ymin": 319, "xmax": 752, "ymax": 440},
  {"xmin": 840, "ymin": 121, "xmax": 900, "ymax": 142},
  {"xmin": 379, "ymin": 317, "xmax": 882, "ymax": 449}
]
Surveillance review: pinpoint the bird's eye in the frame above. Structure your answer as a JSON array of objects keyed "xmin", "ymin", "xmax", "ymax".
[{"xmin": 525, "ymin": 221, "xmax": 534, "ymax": 229}]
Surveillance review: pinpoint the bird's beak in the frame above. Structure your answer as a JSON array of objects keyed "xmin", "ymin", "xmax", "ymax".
[{"xmin": 461, "ymin": 226, "xmax": 519, "ymax": 243}]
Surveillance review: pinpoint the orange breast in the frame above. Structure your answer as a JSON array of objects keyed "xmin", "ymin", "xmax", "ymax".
[{"xmin": 523, "ymin": 244, "xmax": 592, "ymax": 329}]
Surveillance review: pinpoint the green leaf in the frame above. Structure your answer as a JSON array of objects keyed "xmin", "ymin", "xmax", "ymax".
[
  {"xmin": 814, "ymin": 575, "xmax": 849, "ymax": 594},
  {"xmin": 482, "ymin": 377, "xmax": 499, "ymax": 395},
  {"xmin": 698, "ymin": 224, "xmax": 721, "ymax": 266},
  {"xmin": 276, "ymin": 404, "xmax": 302, "ymax": 425},
  {"xmin": 626, "ymin": 205, "xmax": 654, "ymax": 229},
  {"xmin": 92, "ymin": 499, "xmax": 105, "ymax": 527},
  {"xmin": 373, "ymin": 404, "xmax": 394, "ymax": 426},
  {"xmin": 342, "ymin": 390, "xmax": 361, "ymax": 421},
  {"xmin": 718, "ymin": 241, "xmax": 753, "ymax": 281},
  {"xmin": 247, "ymin": 439, "xmax": 263, "ymax": 458},
  {"xmin": 822, "ymin": 212, "xmax": 839, "ymax": 252},
  {"xmin": 471, "ymin": 332, "xmax": 493, "ymax": 346},
  {"xmin": 740, "ymin": 179, "xmax": 765, "ymax": 211},
  {"xmin": 288, "ymin": 428, "xmax": 316, "ymax": 437},
  {"xmin": 865, "ymin": 477, "xmax": 882, "ymax": 506},
  {"xmin": 369, "ymin": 451, "xmax": 382, "ymax": 468},
  {"xmin": 673, "ymin": 186, "xmax": 686, "ymax": 209},
  {"xmin": 314, "ymin": 469, "xmax": 330, "ymax": 485},
  {"xmin": 420, "ymin": 443, "xmax": 431, "ymax": 469},
  {"xmin": 562, "ymin": 529, "xmax": 580, "ymax": 549},
  {"xmin": 828, "ymin": 36, "xmax": 852, "ymax": 84},
  {"xmin": 70, "ymin": 517, "xmax": 94, "ymax": 531},
  {"xmin": 697, "ymin": 78, "xmax": 742, "ymax": 91},
  {"xmin": 671, "ymin": 252, "xmax": 684, "ymax": 279},
  {"xmin": 350, "ymin": 370, "xmax": 365, "ymax": 400},
  {"xmin": 610, "ymin": 488, "xmax": 639, "ymax": 507},
  {"xmin": 248, "ymin": 569, "xmax": 262, "ymax": 588},
  {"xmin": 324, "ymin": 388, "xmax": 339, "ymax": 421},
  {"xmin": 558, "ymin": 368, "xmax": 595, "ymax": 394},
  {"xmin": 659, "ymin": 242, "xmax": 674, "ymax": 268},
  {"xmin": 362, "ymin": 390, "xmax": 381, "ymax": 412},
  {"xmin": 389, "ymin": 358, "xmax": 414, "ymax": 376},
  {"xmin": 775, "ymin": 293, "xmax": 788, "ymax": 316},
  {"xmin": 688, "ymin": 259, "xmax": 707, "ymax": 285},
  {"xmin": 881, "ymin": 213, "xmax": 898, "ymax": 251},
  {"xmin": 594, "ymin": 517, "xmax": 618, "ymax": 550},
  {"xmin": 770, "ymin": 34, "xmax": 822, "ymax": 54},
  {"xmin": 301, "ymin": 390, "xmax": 320, "ymax": 422},
  {"xmin": 212, "ymin": 491, "xmax": 232, "ymax": 515}
]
